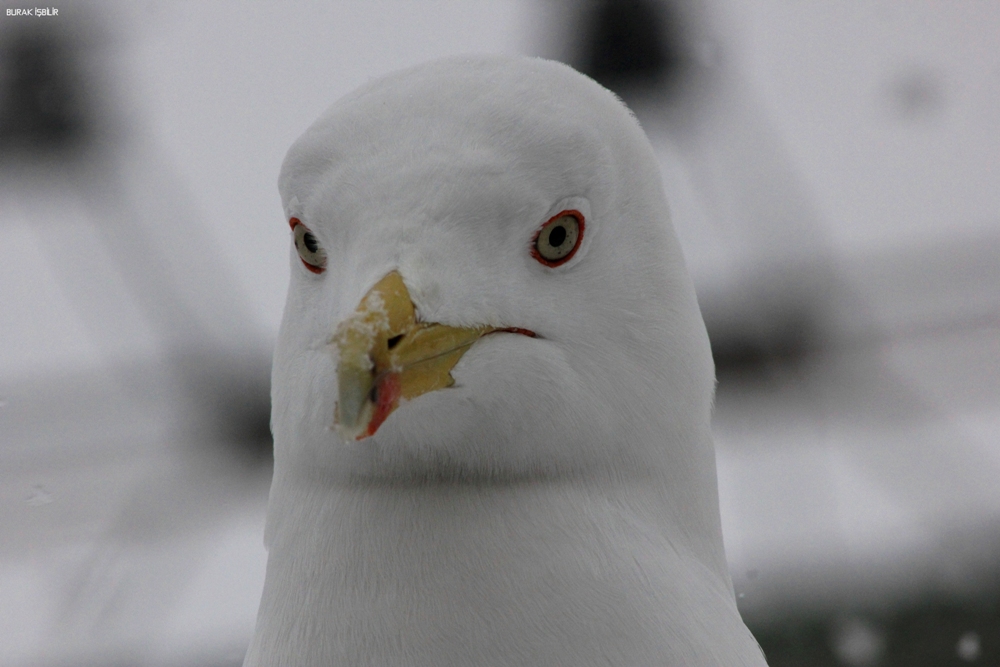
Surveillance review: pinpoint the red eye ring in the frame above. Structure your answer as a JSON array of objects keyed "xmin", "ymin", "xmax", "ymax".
[
  {"xmin": 531, "ymin": 209, "xmax": 585, "ymax": 267},
  {"xmin": 289, "ymin": 217, "xmax": 327, "ymax": 274}
]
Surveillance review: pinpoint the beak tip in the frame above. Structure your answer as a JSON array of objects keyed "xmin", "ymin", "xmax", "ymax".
[{"xmin": 334, "ymin": 424, "xmax": 367, "ymax": 442}]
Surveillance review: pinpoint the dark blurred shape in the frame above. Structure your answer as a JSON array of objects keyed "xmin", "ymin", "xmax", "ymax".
[
  {"xmin": 0, "ymin": 24, "xmax": 90, "ymax": 156},
  {"xmin": 750, "ymin": 595, "xmax": 1000, "ymax": 667},
  {"xmin": 179, "ymin": 350, "xmax": 274, "ymax": 461},
  {"xmin": 885, "ymin": 66, "xmax": 945, "ymax": 120},
  {"xmin": 709, "ymin": 305, "xmax": 817, "ymax": 380},
  {"xmin": 574, "ymin": 0, "xmax": 688, "ymax": 96},
  {"xmin": 701, "ymin": 262, "xmax": 832, "ymax": 382}
]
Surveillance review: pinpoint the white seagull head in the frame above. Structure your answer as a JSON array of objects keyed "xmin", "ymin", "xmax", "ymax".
[{"xmin": 272, "ymin": 54, "xmax": 714, "ymax": 486}]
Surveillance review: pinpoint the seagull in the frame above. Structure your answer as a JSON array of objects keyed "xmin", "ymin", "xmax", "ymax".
[{"xmin": 244, "ymin": 54, "xmax": 767, "ymax": 667}]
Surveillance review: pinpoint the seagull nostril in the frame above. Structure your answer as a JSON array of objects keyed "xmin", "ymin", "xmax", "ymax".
[
  {"xmin": 387, "ymin": 335, "xmax": 404, "ymax": 350},
  {"xmin": 369, "ymin": 384, "xmax": 378, "ymax": 404}
]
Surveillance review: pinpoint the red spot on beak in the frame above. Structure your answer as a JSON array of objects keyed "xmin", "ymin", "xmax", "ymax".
[
  {"xmin": 356, "ymin": 327, "xmax": 535, "ymax": 440},
  {"xmin": 364, "ymin": 372, "xmax": 401, "ymax": 439}
]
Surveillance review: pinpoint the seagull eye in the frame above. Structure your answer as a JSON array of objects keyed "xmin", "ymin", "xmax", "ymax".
[
  {"xmin": 290, "ymin": 217, "xmax": 326, "ymax": 274},
  {"xmin": 532, "ymin": 210, "xmax": 584, "ymax": 267}
]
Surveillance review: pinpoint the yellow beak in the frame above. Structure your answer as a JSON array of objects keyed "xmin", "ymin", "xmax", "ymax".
[{"xmin": 330, "ymin": 271, "xmax": 533, "ymax": 441}]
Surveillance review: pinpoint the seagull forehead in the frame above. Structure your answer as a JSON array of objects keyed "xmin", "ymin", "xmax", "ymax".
[{"xmin": 280, "ymin": 57, "xmax": 619, "ymax": 231}]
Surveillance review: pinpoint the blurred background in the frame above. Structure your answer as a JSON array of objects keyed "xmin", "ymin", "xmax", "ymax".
[{"xmin": 1, "ymin": 1, "xmax": 997, "ymax": 665}]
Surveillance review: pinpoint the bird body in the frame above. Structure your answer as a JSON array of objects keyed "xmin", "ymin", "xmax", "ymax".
[{"xmin": 245, "ymin": 54, "xmax": 766, "ymax": 666}]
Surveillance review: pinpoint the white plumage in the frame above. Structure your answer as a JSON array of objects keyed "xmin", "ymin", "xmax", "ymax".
[{"xmin": 244, "ymin": 55, "xmax": 766, "ymax": 666}]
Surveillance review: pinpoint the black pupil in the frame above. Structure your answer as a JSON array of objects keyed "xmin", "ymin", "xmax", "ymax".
[
  {"xmin": 302, "ymin": 231, "xmax": 319, "ymax": 253},
  {"xmin": 387, "ymin": 334, "xmax": 404, "ymax": 349},
  {"xmin": 548, "ymin": 224, "xmax": 567, "ymax": 247}
]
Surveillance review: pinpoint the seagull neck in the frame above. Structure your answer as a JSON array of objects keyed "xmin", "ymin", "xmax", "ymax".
[
  {"xmin": 249, "ymin": 471, "xmax": 739, "ymax": 666},
  {"xmin": 264, "ymin": 468, "xmax": 730, "ymax": 590}
]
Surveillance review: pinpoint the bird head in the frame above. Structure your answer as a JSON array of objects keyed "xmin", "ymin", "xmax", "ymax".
[{"xmin": 271, "ymin": 55, "xmax": 714, "ymax": 484}]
